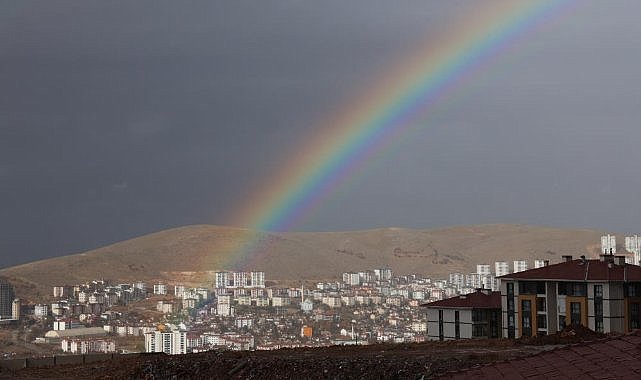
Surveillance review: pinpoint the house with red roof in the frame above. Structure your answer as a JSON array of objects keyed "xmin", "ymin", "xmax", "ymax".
[
  {"xmin": 422, "ymin": 289, "xmax": 502, "ymax": 341},
  {"xmin": 499, "ymin": 254, "xmax": 641, "ymax": 338}
]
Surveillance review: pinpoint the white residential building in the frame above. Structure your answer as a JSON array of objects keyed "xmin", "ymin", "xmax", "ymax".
[
  {"xmin": 34, "ymin": 304, "xmax": 49, "ymax": 318},
  {"xmin": 61, "ymin": 339, "xmax": 115, "ymax": 354},
  {"xmin": 216, "ymin": 303, "xmax": 234, "ymax": 317},
  {"xmin": 174, "ymin": 285, "xmax": 186, "ymax": 298},
  {"xmin": 424, "ymin": 289, "xmax": 502, "ymax": 341},
  {"xmin": 495, "ymin": 262, "xmax": 510, "ymax": 277},
  {"xmin": 513, "ymin": 260, "xmax": 528, "ymax": 273},
  {"xmin": 374, "ymin": 267, "xmax": 393, "ymax": 281},
  {"xmin": 342, "ymin": 272, "xmax": 360, "ymax": 286},
  {"xmin": 322, "ymin": 296, "xmax": 341, "ymax": 308},
  {"xmin": 215, "ymin": 272, "xmax": 230, "ymax": 289},
  {"xmin": 233, "ymin": 272, "xmax": 248, "ymax": 288},
  {"xmin": 476, "ymin": 265, "xmax": 491, "ymax": 277},
  {"xmin": 301, "ymin": 299, "xmax": 313, "ymax": 313},
  {"xmin": 144, "ymin": 330, "xmax": 187, "ymax": 355},
  {"xmin": 625, "ymin": 235, "xmax": 641, "ymax": 266},
  {"xmin": 156, "ymin": 301, "xmax": 176, "ymax": 314},
  {"xmin": 449, "ymin": 273, "xmax": 465, "ymax": 290},
  {"xmin": 153, "ymin": 283, "xmax": 167, "ymax": 295},
  {"xmin": 250, "ymin": 272, "xmax": 265, "ymax": 288},
  {"xmin": 534, "ymin": 260, "xmax": 548, "ymax": 269},
  {"xmin": 602, "ymin": 234, "xmax": 617, "ymax": 254},
  {"xmin": 271, "ymin": 296, "xmax": 290, "ymax": 307}
]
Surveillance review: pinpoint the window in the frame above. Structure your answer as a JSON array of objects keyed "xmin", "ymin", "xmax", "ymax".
[
  {"xmin": 572, "ymin": 283, "xmax": 587, "ymax": 297},
  {"xmin": 507, "ymin": 283, "xmax": 514, "ymax": 298},
  {"xmin": 507, "ymin": 282, "xmax": 515, "ymax": 339},
  {"xmin": 521, "ymin": 300, "xmax": 532, "ymax": 337},
  {"xmin": 594, "ymin": 285, "xmax": 603, "ymax": 333},
  {"xmin": 489, "ymin": 310, "xmax": 500, "ymax": 339},
  {"xmin": 558, "ymin": 282, "xmax": 587, "ymax": 296},
  {"xmin": 472, "ymin": 309, "xmax": 487, "ymax": 322},
  {"xmin": 559, "ymin": 315, "xmax": 566, "ymax": 330},
  {"xmin": 519, "ymin": 282, "xmax": 545, "ymax": 295},
  {"xmin": 472, "ymin": 324, "xmax": 487, "ymax": 338},
  {"xmin": 537, "ymin": 314, "xmax": 547, "ymax": 329},
  {"xmin": 455, "ymin": 311, "xmax": 460, "ymax": 339},
  {"xmin": 536, "ymin": 297, "xmax": 546, "ymax": 312},
  {"xmin": 630, "ymin": 303, "xmax": 640, "ymax": 330},
  {"xmin": 438, "ymin": 310, "xmax": 444, "ymax": 341},
  {"xmin": 594, "ymin": 284, "xmax": 603, "ymax": 298},
  {"xmin": 570, "ymin": 302, "xmax": 582, "ymax": 325},
  {"xmin": 626, "ymin": 283, "xmax": 641, "ymax": 297}
]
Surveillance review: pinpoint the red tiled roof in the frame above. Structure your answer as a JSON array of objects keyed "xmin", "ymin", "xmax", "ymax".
[
  {"xmin": 441, "ymin": 330, "xmax": 641, "ymax": 379},
  {"xmin": 422, "ymin": 290, "xmax": 501, "ymax": 309},
  {"xmin": 499, "ymin": 259, "xmax": 641, "ymax": 282}
]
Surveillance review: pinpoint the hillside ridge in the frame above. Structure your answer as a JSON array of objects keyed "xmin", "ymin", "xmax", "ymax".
[{"xmin": 0, "ymin": 224, "xmax": 609, "ymax": 301}]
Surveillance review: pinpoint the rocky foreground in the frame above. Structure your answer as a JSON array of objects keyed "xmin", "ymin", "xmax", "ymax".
[{"xmin": 0, "ymin": 337, "xmax": 582, "ymax": 380}]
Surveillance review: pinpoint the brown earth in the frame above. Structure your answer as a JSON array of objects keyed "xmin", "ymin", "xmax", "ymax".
[
  {"xmin": 0, "ymin": 224, "xmax": 611, "ymax": 302},
  {"xmin": 0, "ymin": 326, "xmax": 606, "ymax": 379},
  {"xmin": 0, "ymin": 325, "xmax": 612, "ymax": 379},
  {"xmin": 0, "ymin": 339, "xmax": 555, "ymax": 380}
]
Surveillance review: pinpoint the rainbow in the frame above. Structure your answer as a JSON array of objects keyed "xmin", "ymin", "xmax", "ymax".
[{"xmin": 223, "ymin": 0, "xmax": 575, "ymax": 269}]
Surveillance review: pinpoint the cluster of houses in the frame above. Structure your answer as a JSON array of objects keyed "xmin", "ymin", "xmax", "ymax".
[{"xmin": 424, "ymin": 253, "xmax": 641, "ymax": 341}]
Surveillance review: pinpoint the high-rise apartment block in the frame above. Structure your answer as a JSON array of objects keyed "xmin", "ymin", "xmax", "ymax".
[
  {"xmin": 495, "ymin": 262, "xmax": 510, "ymax": 277},
  {"xmin": 153, "ymin": 283, "xmax": 167, "ymax": 295},
  {"xmin": 250, "ymin": 271, "xmax": 265, "ymax": 288},
  {"xmin": 476, "ymin": 265, "xmax": 491, "ymax": 276},
  {"xmin": 11, "ymin": 298, "xmax": 20, "ymax": 320},
  {"xmin": 374, "ymin": 268, "xmax": 393, "ymax": 282},
  {"xmin": 0, "ymin": 279, "xmax": 15, "ymax": 319},
  {"xmin": 534, "ymin": 260, "xmax": 548, "ymax": 269},
  {"xmin": 601, "ymin": 234, "xmax": 616, "ymax": 254},
  {"xmin": 513, "ymin": 260, "xmax": 528, "ymax": 273},
  {"xmin": 144, "ymin": 330, "xmax": 187, "ymax": 355},
  {"xmin": 214, "ymin": 271, "xmax": 265, "ymax": 289},
  {"xmin": 625, "ymin": 235, "xmax": 641, "ymax": 266},
  {"xmin": 342, "ymin": 272, "xmax": 360, "ymax": 286}
]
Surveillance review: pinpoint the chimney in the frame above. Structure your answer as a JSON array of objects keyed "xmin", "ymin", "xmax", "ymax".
[
  {"xmin": 600, "ymin": 254, "xmax": 614, "ymax": 263},
  {"xmin": 562, "ymin": 255, "xmax": 573, "ymax": 262},
  {"xmin": 615, "ymin": 256, "xmax": 626, "ymax": 266},
  {"xmin": 543, "ymin": 260, "xmax": 549, "ymax": 267}
]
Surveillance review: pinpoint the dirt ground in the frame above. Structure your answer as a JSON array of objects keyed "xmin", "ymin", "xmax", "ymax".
[{"xmin": 0, "ymin": 325, "xmax": 609, "ymax": 379}]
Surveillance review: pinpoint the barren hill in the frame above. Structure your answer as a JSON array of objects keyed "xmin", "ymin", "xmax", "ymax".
[{"xmin": 0, "ymin": 224, "xmax": 608, "ymax": 301}]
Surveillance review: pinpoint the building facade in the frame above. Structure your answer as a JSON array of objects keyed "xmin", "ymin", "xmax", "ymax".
[
  {"xmin": 144, "ymin": 330, "xmax": 187, "ymax": 355},
  {"xmin": 423, "ymin": 289, "xmax": 502, "ymax": 341},
  {"xmin": 500, "ymin": 255, "xmax": 641, "ymax": 338},
  {"xmin": 0, "ymin": 279, "xmax": 15, "ymax": 319}
]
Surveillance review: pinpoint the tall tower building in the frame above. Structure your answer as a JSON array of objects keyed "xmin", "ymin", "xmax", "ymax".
[
  {"xmin": 534, "ymin": 260, "xmax": 547, "ymax": 269},
  {"xmin": 0, "ymin": 279, "xmax": 15, "ymax": 319},
  {"xmin": 625, "ymin": 235, "xmax": 641, "ymax": 266},
  {"xmin": 513, "ymin": 260, "xmax": 528, "ymax": 273},
  {"xmin": 601, "ymin": 234, "xmax": 616, "ymax": 254},
  {"xmin": 495, "ymin": 262, "xmax": 510, "ymax": 277},
  {"xmin": 476, "ymin": 264, "xmax": 491, "ymax": 276},
  {"xmin": 12, "ymin": 299, "xmax": 21, "ymax": 320}
]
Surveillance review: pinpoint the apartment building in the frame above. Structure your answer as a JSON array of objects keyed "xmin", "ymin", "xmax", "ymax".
[
  {"xmin": 499, "ymin": 255, "xmax": 641, "ymax": 338},
  {"xmin": 513, "ymin": 260, "xmax": 528, "ymax": 273},
  {"xmin": 144, "ymin": 329, "xmax": 187, "ymax": 355},
  {"xmin": 423, "ymin": 289, "xmax": 502, "ymax": 341}
]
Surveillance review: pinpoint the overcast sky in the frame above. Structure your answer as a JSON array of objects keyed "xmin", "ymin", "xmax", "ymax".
[{"xmin": 2, "ymin": 1, "xmax": 641, "ymax": 268}]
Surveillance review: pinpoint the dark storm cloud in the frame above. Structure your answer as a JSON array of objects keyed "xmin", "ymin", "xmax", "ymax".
[{"xmin": 2, "ymin": 1, "xmax": 641, "ymax": 267}]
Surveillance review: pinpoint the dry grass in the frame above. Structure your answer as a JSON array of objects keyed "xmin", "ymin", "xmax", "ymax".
[{"xmin": 0, "ymin": 224, "xmax": 606, "ymax": 302}]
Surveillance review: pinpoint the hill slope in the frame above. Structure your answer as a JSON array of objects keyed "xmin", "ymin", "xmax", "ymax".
[{"xmin": 0, "ymin": 224, "xmax": 607, "ymax": 300}]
